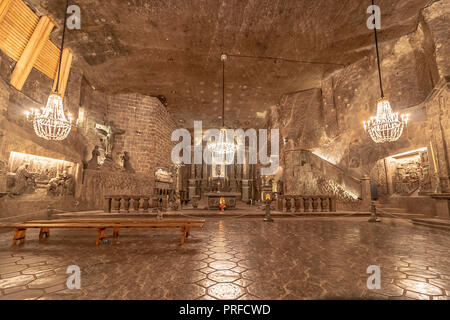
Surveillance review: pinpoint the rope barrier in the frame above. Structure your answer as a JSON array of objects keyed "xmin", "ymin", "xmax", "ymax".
[{"xmin": 376, "ymin": 208, "xmax": 412, "ymax": 220}]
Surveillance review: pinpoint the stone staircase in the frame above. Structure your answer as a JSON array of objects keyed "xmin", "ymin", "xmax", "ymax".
[{"xmin": 376, "ymin": 202, "xmax": 427, "ymax": 220}]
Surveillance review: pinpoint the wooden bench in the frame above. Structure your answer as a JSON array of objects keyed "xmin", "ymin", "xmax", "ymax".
[{"xmin": 0, "ymin": 219, "xmax": 205, "ymax": 246}]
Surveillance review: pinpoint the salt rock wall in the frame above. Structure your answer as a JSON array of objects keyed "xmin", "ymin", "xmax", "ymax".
[
  {"xmin": 268, "ymin": 1, "xmax": 448, "ymax": 181},
  {"xmin": 80, "ymin": 88, "xmax": 177, "ymax": 175},
  {"xmin": 283, "ymin": 150, "xmax": 361, "ymax": 211}
]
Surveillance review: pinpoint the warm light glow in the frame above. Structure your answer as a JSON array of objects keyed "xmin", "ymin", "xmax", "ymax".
[
  {"xmin": 26, "ymin": 93, "xmax": 75, "ymax": 141},
  {"xmin": 389, "ymin": 147, "xmax": 427, "ymax": 159},
  {"xmin": 363, "ymin": 98, "xmax": 409, "ymax": 143},
  {"xmin": 207, "ymin": 128, "xmax": 236, "ymax": 158},
  {"xmin": 312, "ymin": 150, "xmax": 338, "ymax": 165},
  {"xmin": 8, "ymin": 151, "xmax": 77, "ymax": 177}
]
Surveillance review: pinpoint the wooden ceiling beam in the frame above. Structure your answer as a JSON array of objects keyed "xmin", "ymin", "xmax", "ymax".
[
  {"xmin": 0, "ymin": 0, "xmax": 14, "ymax": 25},
  {"xmin": 10, "ymin": 15, "xmax": 54, "ymax": 90}
]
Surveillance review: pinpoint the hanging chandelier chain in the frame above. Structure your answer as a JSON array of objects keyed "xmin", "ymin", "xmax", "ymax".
[
  {"xmin": 55, "ymin": 0, "xmax": 70, "ymax": 93},
  {"xmin": 372, "ymin": 0, "xmax": 384, "ymax": 98},
  {"xmin": 222, "ymin": 53, "xmax": 226, "ymax": 127},
  {"xmin": 363, "ymin": 0, "xmax": 409, "ymax": 144}
]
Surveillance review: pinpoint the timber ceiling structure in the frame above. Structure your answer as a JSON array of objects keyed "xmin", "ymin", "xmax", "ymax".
[{"xmin": 26, "ymin": 0, "xmax": 431, "ymax": 128}]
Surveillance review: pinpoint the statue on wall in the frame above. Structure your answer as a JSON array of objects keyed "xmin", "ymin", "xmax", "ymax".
[
  {"xmin": 87, "ymin": 145, "xmax": 101, "ymax": 170},
  {"xmin": 95, "ymin": 121, "xmax": 125, "ymax": 160},
  {"xmin": 120, "ymin": 151, "xmax": 135, "ymax": 173},
  {"xmin": 12, "ymin": 163, "xmax": 36, "ymax": 195},
  {"xmin": 47, "ymin": 170, "xmax": 75, "ymax": 196}
]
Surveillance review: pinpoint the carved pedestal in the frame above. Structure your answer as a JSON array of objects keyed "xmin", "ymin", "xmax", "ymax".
[
  {"xmin": 361, "ymin": 175, "xmax": 371, "ymax": 212},
  {"xmin": 312, "ymin": 197, "xmax": 320, "ymax": 212},
  {"xmin": 142, "ymin": 197, "xmax": 150, "ymax": 213},
  {"xmin": 431, "ymin": 193, "xmax": 450, "ymax": 219},
  {"xmin": 122, "ymin": 196, "xmax": 131, "ymax": 213},
  {"xmin": 304, "ymin": 197, "xmax": 312, "ymax": 212},
  {"xmin": 113, "ymin": 197, "xmax": 122, "ymax": 213},
  {"xmin": 104, "ymin": 196, "xmax": 112, "ymax": 213},
  {"xmin": 132, "ymin": 197, "xmax": 141, "ymax": 212},
  {"xmin": 285, "ymin": 197, "xmax": 292, "ymax": 212},
  {"xmin": 188, "ymin": 179, "xmax": 197, "ymax": 200},
  {"xmin": 321, "ymin": 197, "xmax": 330, "ymax": 212},
  {"xmin": 241, "ymin": 179, "xmax": 249, "ymax": 202}
]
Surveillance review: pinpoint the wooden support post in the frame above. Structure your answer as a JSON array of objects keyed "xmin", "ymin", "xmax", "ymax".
[
  {"xmin": 0, "ymin": 0, "xmax": 14, "ymax": 25},
  {"xmin": 39, "ymin": 227, "xmax": 50, "ymax": 239},
  {"xmin": 186, "ymin": 227, "xmax": 190, "ymax": 238},
  {"xmin": 180, "ymin": 226, "xmax": 186, "ymax": 245},
  {"xmin": 96, "ymin": 227, "xmax": 106, "ymax": 246},
  {"xmin": 51, "ymin": 48, "xmax": 73, "ymax": 96},
  {"xmin": 113, "ymin": 227, "xmax": 120, "ymax": 238},
  {"xmin": 13, "ymin": 228, "xmax": 26, "ymax": 245},
  {"xmin": 10, "ymin": 15, "xmax": 55, "ymax": 90}
]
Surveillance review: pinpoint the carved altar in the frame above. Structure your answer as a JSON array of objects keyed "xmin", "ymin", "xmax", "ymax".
[{"xmin": 206, "ymin": 192, "xmax": 241, "ymax": 209}]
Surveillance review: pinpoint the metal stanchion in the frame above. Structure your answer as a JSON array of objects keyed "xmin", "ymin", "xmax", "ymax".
[
  {"xmin": 368, "ymin": 201, "xmax": 381, "ymax": 222},
  {"xmin": 47, "ymin": 205, "xmax": 54, "ymax": 220},
  {"xmin": 264, "ymin": 196, "xmax": 273, "ymax": 222}
]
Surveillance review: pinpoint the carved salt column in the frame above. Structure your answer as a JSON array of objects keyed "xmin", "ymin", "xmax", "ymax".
[
  {"xmin": 361, "ymin": 175, "xmax": 371, "ymax": 212},
  {"xmin": 426, "ymin": 83, "xmax": 450, "ymax": 218},
  {"xmin": 188, "ymin": 148, "xmax": 197, "ymax": 199},
  {"xmin": 241, "ymin": 148, "xmax": 249, "ymax": 201},
  {"xmin": 104, "ymin": 196, "xmax": 112, "ymax": 213}
]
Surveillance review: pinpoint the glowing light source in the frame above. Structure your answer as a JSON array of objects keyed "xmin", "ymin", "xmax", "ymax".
[
  {"xmin": 207, "ymin": 128, "xmax": 236, "ymax": 157},
  {"xmin": 27, "ymin": 93, "xmax": 73, "ymax": 141},
  {"xmin": 363, "ymin": 98, "xmax": 409, "ymax": 143}
]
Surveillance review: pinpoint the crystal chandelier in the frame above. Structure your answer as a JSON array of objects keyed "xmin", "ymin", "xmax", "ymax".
[
  {"xmin": 363, "ymin": 98, "xmax": 408, "ymax": 143},
  {"xmin": 363, "ymin": 0, "xmax": 409, "ymax": 144},
  {"xmin": 26, "ymin": 94, "xmax": 73, "ymax": 140},
  {"xmin": 208, "ymin": 127, "xmax": 236, "ymax": 157},
  {"xmin": 25, "ymin": 0, "xmax": 75, "ymax": 141},
  {"xmin": 207, "ymin": 54, "xmax": 236, "ymax": 158}
]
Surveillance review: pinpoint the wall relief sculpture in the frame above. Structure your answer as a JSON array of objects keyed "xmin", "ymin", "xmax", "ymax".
[
  {"xmin": 95, "ymin": 121, "xmax": 125, "ymax": 161},
  {"xmin": 6, "ymin": 152, "xmax": 78, "ymax": 196},
  {"xmin": 47, "ymin": 170, "xmax": 75, "ymax": 196},
  {"xmin": 86, "ymin": 145, "xmax": 101, "ymax": 170},
  {"xmin": 393, "ymin": 150, "xmax": 432, "ymax": 195}
]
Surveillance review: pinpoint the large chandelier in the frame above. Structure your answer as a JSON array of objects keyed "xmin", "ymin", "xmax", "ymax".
[
  {"xmin": 207, "ymin": 54, "xmax": 236, "ymax": 158},
  {"xmin": 25, "ymin": 0, "xmax": 75, "ymax": 141},
  {"xmin": 363, "ymin": 0, "xmax": 409, "ymax": 144},
  {"xmin": 208, "ymin": 127, "xmax": 236, "ymax": 157},
  {"xmin": 363, "ymin": 98, "xmax": 408, "ymax": 143},
  {"xmin": 27, "ymin": 94, "xmax": 73, "ymax": 140}
]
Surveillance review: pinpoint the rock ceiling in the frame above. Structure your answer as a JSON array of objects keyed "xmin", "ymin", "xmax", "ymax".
[{"xmin": 27, "ymin": 0, "xmax": 431, "ymax": 128}]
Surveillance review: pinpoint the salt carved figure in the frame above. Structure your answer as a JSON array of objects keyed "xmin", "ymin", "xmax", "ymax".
[
  {"xmin": 87, "ymin": 146, "xmax": 101, "ymax": 170},
  {"xmin": 46, "ymin": 171, "xmax": 75, "ymax": 196},
  {"xmin": 13, "ymin": 163, "xmax": 36, "ymax": 194},
  {"xmin": 121, "ymin": 151, "xmax": 135, "ymax": 173},
  {"xmin": 95, "ymin": 121, "xmax": 125, "ymax": 160}
]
